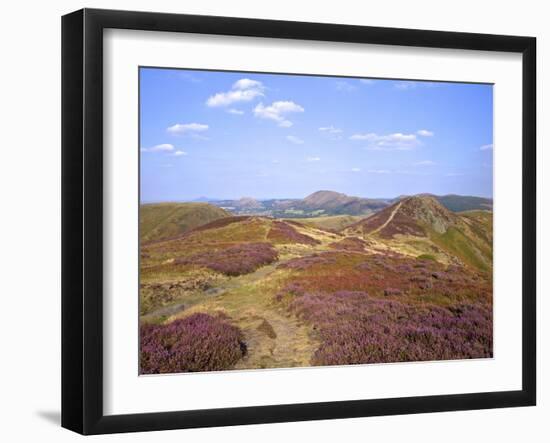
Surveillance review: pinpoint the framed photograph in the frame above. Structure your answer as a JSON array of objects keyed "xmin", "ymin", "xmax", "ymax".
[{"xmin": 62, "ymin": 8, "xmax": 536, "ymax": 435}]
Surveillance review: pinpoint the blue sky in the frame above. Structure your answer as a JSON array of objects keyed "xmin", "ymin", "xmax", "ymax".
[{"xmin": 140, "ymin": 68, "xmax": 493, "ymax": 202}]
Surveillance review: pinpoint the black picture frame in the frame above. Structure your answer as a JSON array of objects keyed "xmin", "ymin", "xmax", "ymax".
[{"xmin": 62, "ymin": 8, "xmax": 537, "ymax": 435}]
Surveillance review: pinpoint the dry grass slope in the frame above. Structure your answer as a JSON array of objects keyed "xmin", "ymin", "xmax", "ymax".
[{"xmin": 140, "ymin": 202, "xmax": 230, "ymax": 243}]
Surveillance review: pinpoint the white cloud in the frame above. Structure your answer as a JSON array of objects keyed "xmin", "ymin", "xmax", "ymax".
[
  {"xmin": 206, "ymin": 78, "xmax": 265, "ymax": 107},
  {"xmin": 227, "ymin": 108, "xmax": 244, "ymax": 115},
  {"xmin": 335, "ymin": 81, "xmax": 356, "ymax": 92},
  {"xmin": 359, "ymin": 79, "xmax": 375, "ymax": 85},
  {"xmin": 319, "ymin": 126, "xmax": 343, "ymax": 134},
  {"xmin": 232, "ymin": 79, "xmax": 262, "ymax": 90},
  {"xmin": 172, "ymin": 150, "xmax": 187, "ymax": 157},
  {"xmin": 394, "ymin": 81, "xmax": 418, "ymax": 90},
  {"xmin": 286, "ymin": 135, "xmax": 304, "ymax": 145},
  {"xmin": 167, "ymin": 122, "xmax": 209, "ymax": 135},
  {"xmin": 367, "ymin": 169, "xmax": 391, "ymax": 174},
  {"xmin": 413, "ymin": 160, "xmax": 436, "ymax": 166},
  {"xmin": 306, "ymin": 156, "xmax": 321, "ymax": 162},
  {"xmin": 253, "ymin": 101, "xmax": 304, "ymax": 127},
  {"xmin": 141, "ymin": 143, "xmax": 175, "ymax": 153},
  {"xmin": 350, "ymin": 132, "xmax": 420, "ymax": 150},
  {"xmin": 480, "ymin": 143, "xmax": 494, "ymax": 150},
  {"xmin": 351, "ymin": 167, "xmax": 361, "ymax": 172},
  {"xmin": 417, "ymin": 129, "xmax": 434, "ymax": 137}
]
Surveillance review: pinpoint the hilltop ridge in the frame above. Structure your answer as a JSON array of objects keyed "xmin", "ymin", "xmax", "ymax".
[{"xmin": 140, "ymin": 202, "xmax": 230, "ymax": 243}]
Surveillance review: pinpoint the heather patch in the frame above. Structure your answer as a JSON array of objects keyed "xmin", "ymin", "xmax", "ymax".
[
  {"xmin": 267, "ymin": 221, "xmax": 320, "ymax": 246},
  {"xmin": 289, "ymin": 291, "xmax": 492, "ymax": 365},
  {"xmin": 378, "ymin": 211, "xmax": 426, "ymax": 238},
  {"xmin": 140, "ymin": 313, "xmax": 246, "ymax": 374},
  {"xmin": 281, "ymin": 251, "xmax": 492, "ymax": 304},
  {"xmin": 278, "ymin": 253, "xmax": 337, "ymax": 270},
  {"xmin": 175, "ymin": 242, "xmax": 278, "ymax": 276}
]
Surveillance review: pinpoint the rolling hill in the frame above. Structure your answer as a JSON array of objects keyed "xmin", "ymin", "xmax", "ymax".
[
  {"xmin": 300, "ymin": 190, "xmax": 389, "ymax": 215},
  {"xmin": 392, "ymin": 194, "xmax": 493, "ymax": 212},
  {"xmin": 140, "ymin": 202, "xmax": 230, "ymax": 243},
  {"xmin": 345, "ymin": 195, "xmax": 493, "ymax": 271},
  {"xmin": 206, "ymin": 191, "xmax": 492, "ymax": 217}
]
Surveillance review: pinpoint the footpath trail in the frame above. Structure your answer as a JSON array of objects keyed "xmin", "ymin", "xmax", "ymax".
[
  {"xmin": 370, "ymin": 201, "xmax": 402, "ymax": 235},
  {"xmin": 165, "ymin": 253, "xmax": 321, "ymax": 369}
]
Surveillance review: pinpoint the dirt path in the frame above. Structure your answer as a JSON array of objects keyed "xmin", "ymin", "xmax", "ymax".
[
  {"xmin": 371, "ymin": 201, "xmax": 402, "ymax": 235},
  {"xmin": 233, "ymin": 305, "xmax": 318, "ymax": 370},
  {"xmin": 164, "ymin": 252, "xmax": 321, "ymax": 369}
]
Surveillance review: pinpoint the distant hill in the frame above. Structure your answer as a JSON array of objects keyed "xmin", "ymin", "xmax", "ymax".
[
  {"xmin": 345, "ymin": 195, "xmax": 492, "ymax": 271},
  {"xmin": 301, "ymin": 190, "xmax": 388, "ymax": 215},
  {"xmin": 435, "ymin": 194, "xmax": 493, "ymax": 212},
  {"xmin": 207, "ymin": 191, "xmax": 388, "ymax": 217},
  {"xmin": 392, "ymin": 194, "xmax": 493, "ymax": 212},
  {"xmin": 235, "ymin": 197, "xmax": 263, "ymax": 209},
  {"xmin": 140, "ymin": 202, "xmax": 230, "ymax": 243},
  {"xmin": 202, "ymin": 191, "xmax": 492, "ymax": 218}
]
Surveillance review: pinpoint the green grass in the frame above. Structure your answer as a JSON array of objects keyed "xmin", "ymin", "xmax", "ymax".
[
  {"xmin": 432, "ymin": 226, "xmax": 491, "ymax": 272},
  {"xmin": 417, "ymin": 253, "xmax": 437, "ymax": 261}
]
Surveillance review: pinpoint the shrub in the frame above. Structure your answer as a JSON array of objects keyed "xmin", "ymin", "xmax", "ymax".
[{"xmin": 140, "ymin": 313, "xmax": 246, "ymax": 374}]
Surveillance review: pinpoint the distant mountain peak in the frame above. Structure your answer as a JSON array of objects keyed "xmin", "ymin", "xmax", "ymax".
[
  {"xmin": 236, "ymin": 197, "xmax": 263, "ymax": 208},
  {"xmin": 304, "ymin": 190, "xmax": 350, "ymax": 205}
]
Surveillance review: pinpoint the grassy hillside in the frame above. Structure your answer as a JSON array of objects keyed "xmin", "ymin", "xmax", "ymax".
[
  {"xmin": 344, "ymin": 196, "xmax": 493, "ymax": 272},
  {"xmin": 140, "ymin": 202, "xmax": 230, "ymax": 243}
]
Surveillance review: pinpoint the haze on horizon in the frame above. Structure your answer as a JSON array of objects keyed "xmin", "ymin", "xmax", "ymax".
[{"xmin": 140, "ymin": 68, "xmax": 494, "ymax": 202}]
